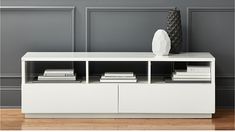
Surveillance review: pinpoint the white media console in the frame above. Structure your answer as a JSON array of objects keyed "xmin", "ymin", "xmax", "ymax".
[{"xmin": 21, "ymin": 52, "xmax": 215, "ymax": 118}]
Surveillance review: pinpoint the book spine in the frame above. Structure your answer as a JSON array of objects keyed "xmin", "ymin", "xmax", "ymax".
[
  {"xmin": 100, "ymin": 79, "xmax": 137, "ymax": 83},
  {"xmin": 101, "ymin": 76, "xmax": 136, "ymax": 79},
  {"xmin": 172, "ymin": 78, "xmax": 210, "ymax": 81},
  {"xmin": 44, "ymin": 69, "xmax": 74, "ymax": 74},
  {"xmin": 173, "ymin": 75, "xmax": 210, "ymax": 79},
  {"xmin": 44, "ymin": 73, "xmax": 74, "ymax": 77},
  {"xmin": 175, "ymin": 72, "xmax": 210, "ymax": 76},
  {"xmin": 38, "ymin": 76, "xmax": 76, "ymax": 81},
  {"xmin": 104, "ymin": 74, "xmax": 134, "ymax": 77},
  {"xmin": 104, "ymin": 72, "xmax": 134, "ymax": 77},
  {"xmin": 187, "ymin": 67, "xmax": 210, "ymax": 73}
]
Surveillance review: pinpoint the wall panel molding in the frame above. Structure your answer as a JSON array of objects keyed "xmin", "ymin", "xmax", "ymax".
[
  {"xmin": 0, "ymin": 6, "xmax": 75, "ymax": 10},
  {"xmin": 0, "ymin": 6, "xmax": 76, "ymax": 78},
  {"xmin": 0, "ymin": 85, "xmax": 21, "ymax": 91},
  {"xmin": 186, "ymin": 7, "xmax": 234, "ymax": 78},
  {"xmin": 187, "ymin": 7, "xmax": 234, "ymax": 50},
  {"xmin": 85, "ymin": 7, "xmax": 174, "ymax": 52},
  {"xmin": 0, "ymin": 106, "xmax": 21, "ymax": 108},
  {"xmin": 0, "ymin": 75, "xmax": 21, "ymax": 78}
]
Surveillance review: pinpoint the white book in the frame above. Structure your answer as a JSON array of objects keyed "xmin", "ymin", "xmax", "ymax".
[
  {"xmin": 104, "ymin": 72, "xmax": 134, "ymax": 77},
  {"xmin": 187, "ymin": 66, "xmax": 210, "ymax": 73},
  {"xmin": 34, "ymin": 80, "xmax": 81, "ymax": 83},
  {"xmin": 175, "ymin": 70, "xmax": 210, "ymax": 76},
  {"xmin": 44, "ymin": 73, "xmax": 74, "ymax": 77},
  {"xmin": 173, "ymin": 74, "xmax": 210, "ymax": 79},
  {"xmin": 38, "ymin": 75, "xmax": 76, "ymax": 81},
  {"xmin": 100, "ymin": 79, "xmax": 137, "ymax": 83},
  {"xmin": 101, "ymin": 75, "xmax": 136, "ymax": 80},
  {"xmin": 44, "ymin": 69, "xmax": 74, "ymax": 74},
  {"xmin": 172, "ymin": 78, "xmax": 210, "ymax": 81}
]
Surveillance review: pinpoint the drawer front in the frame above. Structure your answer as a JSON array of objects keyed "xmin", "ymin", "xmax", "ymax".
[
  {"xmin": 22, "ymin": 84, "xmax": 118, "ymax": 113},
  {"xmin": 119, "ymin": 84, "xmax": 215, "ymax": 113}
]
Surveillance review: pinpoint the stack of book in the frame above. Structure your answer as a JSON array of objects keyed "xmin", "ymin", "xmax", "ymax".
[
  {"xmin": 100, "ymin": 72, "xmax": 137, "ymax": 83},
  {"xmin": 172, "ymin": 65, "xmax": 211, "ymax": 81},
  {"xmin": 38, "ymin": 69, "xmax": 76, "ymax": 81}
]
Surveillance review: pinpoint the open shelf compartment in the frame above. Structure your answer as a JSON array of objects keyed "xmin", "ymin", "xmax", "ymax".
[
  {"xmin": 150, "ymin": 61, "xmax": 212, "ymax": 84},
  {"xmin": 24, "ymin": 61, "xmax": 86, "ymax": 83},
  {"xmin": 87, "ymin": 61, "xmax": 149, "ymax": 84}
]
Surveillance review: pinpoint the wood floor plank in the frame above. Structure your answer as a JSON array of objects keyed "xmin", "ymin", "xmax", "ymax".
[{"xmin": 0, "ymin": 109, "xmax": 234, "ymax": 130}]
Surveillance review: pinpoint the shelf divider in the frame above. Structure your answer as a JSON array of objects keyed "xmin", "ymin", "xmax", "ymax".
[
  {"xmin": 86, "ymin": 61, "xmax": 89, "ymax": 83},
  {"xmin": 148, "ymin": 61, "xmax": 151, "ymax": 84}
]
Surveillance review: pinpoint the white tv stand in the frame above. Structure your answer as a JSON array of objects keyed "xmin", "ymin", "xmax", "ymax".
[{"xmin": 21, "ymin": 52, "xmax": 215, "ymax": 118}]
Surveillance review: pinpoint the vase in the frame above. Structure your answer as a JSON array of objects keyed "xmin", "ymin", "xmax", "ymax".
[
  {"xmin": 152, "ymin": 29, "xmax": 171, "ymax": 56},
  {"xmin": 167, "ymin": 8, "xmax": 183, "ymax": 54}
]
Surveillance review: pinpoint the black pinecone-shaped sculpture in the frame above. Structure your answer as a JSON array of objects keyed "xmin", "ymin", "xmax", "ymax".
[{"xmin": 167, "ymin": 8, "xmax": 182, "ymax": 54}]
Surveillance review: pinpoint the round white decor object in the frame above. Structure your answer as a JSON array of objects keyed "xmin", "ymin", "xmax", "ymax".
[{"xmin": 152, "ymin": 29, "xmax": 171, "ymax": 56}]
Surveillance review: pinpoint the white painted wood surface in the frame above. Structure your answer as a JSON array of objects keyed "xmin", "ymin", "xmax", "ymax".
[
  {"xmin": 119, "ymin": 84, "xmax": 215, "ymax": 113},
  {"xmin": 22, "ymin": 84, "xmax": 118, "ymax": 113},
  {"xmin": 22, "ymin": 52, "xmax": 215, "ymax": 61}
]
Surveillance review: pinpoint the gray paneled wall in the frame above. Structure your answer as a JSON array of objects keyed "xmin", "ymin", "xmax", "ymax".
[
  {"xmin": 86, "ymin": 7, "xmax": 173, "ymax": 52},
  {"xmin": 0, "ymin": 0, "xmax": 234, "ymax": 108},
  {"xmin": 1, "ymin": 7, "xmax": 75, "ymax": 77}
]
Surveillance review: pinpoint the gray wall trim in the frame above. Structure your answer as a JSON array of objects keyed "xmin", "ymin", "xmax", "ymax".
[
  {"xmin": 216, "ymin": 88, "xmax": 234, "ymax": 91},
  {"xmin": 0, "ymin": 86, "xmax": 21, "ymax": 91},
  {"xmin": 0, "ymin": 6, "xmax": 76, "ymax": 78},
  {"xmin": 0, "ymin": 106, "xmax": 21, "ymax": 108},
  {"xmin": 85, "ymin": 7, "xmax": 175, "ymax": 52},
  {"xmin": 186, "ymin": 7, "xmax": 234, "ymax": 78},
  {"xmin": 216, "ymin": 76, "xmax": 234, "ymax": 78},
  {"xmin": 72, "ymin": 7, "xmax": 75, "ymax": 52},
  {"xmin": 0, "ymin": 85, "xmax": 21, "ymax": 91},
  {"xmin": 216, "ymin": 106, "xmax": 235, "ymax": 109},
  {"xmin": 0, "ymin": 6, "xmax": 75, "ymax": 10},
  {"xmin": 0, "ymin": 75, "xmax": 21, "ymax": 78}
]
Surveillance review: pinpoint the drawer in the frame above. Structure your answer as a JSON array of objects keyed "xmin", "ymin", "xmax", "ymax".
[
  {"xmin": 22, "ymin": 84, "xmax": 118, "ymax": 113},
  {"xmin": 119, "ymin": 84, "xmax": 215, "ymax": 113}
]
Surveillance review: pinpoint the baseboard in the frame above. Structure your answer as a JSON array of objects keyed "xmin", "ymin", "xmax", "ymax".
[
  {"xmin": 0, "ymin": 106, "xmax": 21, "ymax": 108},
  {"xmin": 24, "ymin": 113, "xmax": 212, "ymax": 119},
  {"xmin": 216, "ymin": 106, "xmax": 235, "ymax": 109}
]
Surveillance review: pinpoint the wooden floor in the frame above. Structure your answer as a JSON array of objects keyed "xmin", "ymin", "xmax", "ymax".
[{"xmin": 0, "ymin": 109, "xmax": 234, "ymax": 130}]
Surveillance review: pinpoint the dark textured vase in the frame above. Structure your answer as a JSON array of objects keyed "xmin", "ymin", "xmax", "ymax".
[{"xmin": 167, "ymin": 8, "xmax": 183, "ymax": 54}]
